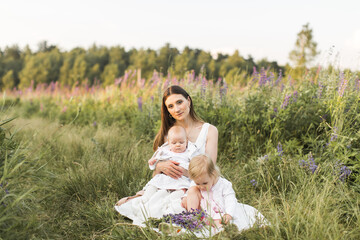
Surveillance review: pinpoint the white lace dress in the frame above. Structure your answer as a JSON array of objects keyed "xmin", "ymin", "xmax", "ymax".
[{"xmin": 114, "ymin": 123, "xmax": 210, "ymax": 225}]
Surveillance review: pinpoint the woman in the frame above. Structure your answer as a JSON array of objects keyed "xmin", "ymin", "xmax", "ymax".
[
  {"xmin": 115, "ymin": 85, "xmax": 218, "ymax": 224},
  {"xmin": 152, "ymin": 85, "xmax": 218, "ymax": 178}
]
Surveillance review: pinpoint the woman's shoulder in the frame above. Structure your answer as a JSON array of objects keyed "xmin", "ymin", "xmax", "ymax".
[{"xmin": 206, "ymin": 123, "xmax": 218, "ymax": 137}]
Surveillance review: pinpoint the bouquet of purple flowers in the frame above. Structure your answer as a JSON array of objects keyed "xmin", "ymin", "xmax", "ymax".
[{"xmin": 146, "ymin": 209, "xmax": 207, "ymax": 233}]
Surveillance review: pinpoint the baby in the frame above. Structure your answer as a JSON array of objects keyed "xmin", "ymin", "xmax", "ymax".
[{"xmin": 142, "ymin": 125, "xmax": 197, "ymax": 201}]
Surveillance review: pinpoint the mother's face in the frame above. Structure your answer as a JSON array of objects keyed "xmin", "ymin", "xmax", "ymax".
[{"xmin": 165, "ymin": 94, "xmax": 191, "ymax": 121}]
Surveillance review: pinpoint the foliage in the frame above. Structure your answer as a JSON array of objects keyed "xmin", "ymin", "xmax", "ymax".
[{"xmin": 0, "ymin": 43, "xmax": 286, "ymax": 90}]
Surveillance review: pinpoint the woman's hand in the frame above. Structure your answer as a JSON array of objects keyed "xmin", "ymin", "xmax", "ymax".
[{"xmin": 155, "ymin": 160, "xmax": 184, "ymax": 179}]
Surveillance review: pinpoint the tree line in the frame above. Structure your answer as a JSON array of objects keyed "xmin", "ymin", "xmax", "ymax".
[{"xmin": 0, "ymin": 42, "xmax": 285, "ymax": 90}]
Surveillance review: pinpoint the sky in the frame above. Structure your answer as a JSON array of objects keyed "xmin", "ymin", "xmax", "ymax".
[{"xmin": 1, "ymin": 0, "xmax": 359, "ymax": 70}]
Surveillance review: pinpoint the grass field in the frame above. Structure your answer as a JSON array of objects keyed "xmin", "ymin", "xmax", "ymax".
[{"xmin": 1, "ymin": 68, "xmax": 360, "ymax": 239}]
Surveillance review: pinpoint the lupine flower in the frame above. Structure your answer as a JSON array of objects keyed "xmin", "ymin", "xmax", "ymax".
[
  {"xmin": 277, "ymin": 142, "xmax": 283, "ymax": 156},
  {"xmin": 201, "ymin": 77, "xmax": 207, "ymax": 96},
  {"xmin": 299, "ymin": 153, "xmax": 318, "ymax": 174},
  {"xmin": 335, "ymin": 161, "xmax": 352, "ymax": 182},
  {"xmin": 93, "ymin": 121, "xmax": 97, "ymax": 127},
  {"xmin": 161, "ymin": 209, "xmax": 207, "ymax": 231},
  {"xmin": 292, "ymin": 91, "xmax": 298, "ymax": 103},
  {"xmin": 251, "ymin": 67, "xmax": 259, "ymax": 84},
  {"xmin": 259, "ymin": 67, "xmax": 267, "ymax": 86},
  {"xmin": 137, "ymin": 97, "xmax": 143, "ymax": 111},
  {"xmin": 318, "ymin": 81, "xmax": 324, "ymax": 98},
  {"xmin": 219, "ymin": 79, "xmax": 228, "ymax": 101},
  {"xmin": 269, "ymin": 72, "xmax": 275, "ymax": 86},
  {"xmin": 308, "ymin": 153, "xmax": 318, "ymax": 174},
  {"xmin": 275, "ymin": 69, "xmax": 282, "ymax": 86},
  {"xmin": 281, "ymin": 94, "xmax": 291, "ymax": 109},
  {"xmin": 338, "ymin": 71, "xmax": 348, "ymax": 97},
  {"xmin": 114, "ymin": 77, "xmax": 122, "ymax": 85},
  {"xmin": 61, "ymin": 106, "xmax": 67, "ymax": 113}
]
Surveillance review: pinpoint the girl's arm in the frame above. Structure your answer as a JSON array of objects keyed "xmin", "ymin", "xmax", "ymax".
[{"xmin": 205, "ymin": 125, "xmax": 218, "ymax": 163}]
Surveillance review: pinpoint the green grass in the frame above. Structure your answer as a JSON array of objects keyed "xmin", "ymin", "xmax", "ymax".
[{"xmin": 0, "ymin": 117, "xmax": 358, "ymax": 239}]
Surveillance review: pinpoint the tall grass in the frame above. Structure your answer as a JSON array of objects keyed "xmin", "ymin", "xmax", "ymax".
[{"xmin": 1, "ymin": 67, "xmax": 360, "ymax": 239}]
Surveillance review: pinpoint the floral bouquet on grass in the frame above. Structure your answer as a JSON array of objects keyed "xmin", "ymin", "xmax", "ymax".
[{"xmin": 145, "ymin": 209, "xmax": 208, "ymax": 235}]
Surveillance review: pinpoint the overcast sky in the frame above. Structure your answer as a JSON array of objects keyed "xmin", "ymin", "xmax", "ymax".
[{"xmin": 1, "ymin": 0, "xmax": 359, "ymax": 70}]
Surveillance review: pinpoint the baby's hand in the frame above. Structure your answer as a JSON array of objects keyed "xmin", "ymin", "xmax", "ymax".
[
  {"xmin": 222, "ymin": 214, "xmax": 233, "ymax": 224},
  {"xmin": 148, "ymin": 158, "xmax": 157, "ymax": 165}
]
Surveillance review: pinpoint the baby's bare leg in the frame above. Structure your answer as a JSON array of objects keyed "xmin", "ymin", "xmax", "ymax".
[{"xmin": 186, "ymin": 186, "xmax": 201, "ymax": 211}]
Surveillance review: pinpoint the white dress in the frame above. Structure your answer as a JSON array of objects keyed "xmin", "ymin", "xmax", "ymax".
[
  {"xmin": 114, "ymin": 123, "xmax": 210, "ymax": 225},
  {"xmin": 191, "ymin": 177, "xmax": 269, "ymax": 231}
]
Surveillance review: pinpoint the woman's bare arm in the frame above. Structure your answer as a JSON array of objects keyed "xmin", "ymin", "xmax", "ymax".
[
  {"xmin": 205, "ymin": 124, "xmax": 218, "ymax": 163},
  {"xmin": 154, "ymin": 160, "xmax": 185, "ymax": 179}
]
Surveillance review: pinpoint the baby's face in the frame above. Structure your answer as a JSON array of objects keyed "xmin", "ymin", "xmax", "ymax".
[{"xmin": 168, "ymin": 134, "xmax": 187, "ymax": 153}]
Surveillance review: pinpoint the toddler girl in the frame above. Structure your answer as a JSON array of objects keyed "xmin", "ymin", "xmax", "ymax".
[{"xmin": 186, "ymin": 154, "xmax": 268, "ymax": 231}]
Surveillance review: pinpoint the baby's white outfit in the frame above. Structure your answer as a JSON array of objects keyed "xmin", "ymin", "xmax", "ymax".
[{"xmin": 146, "ymin": 141, "xmax": 197, "ymax": 190}]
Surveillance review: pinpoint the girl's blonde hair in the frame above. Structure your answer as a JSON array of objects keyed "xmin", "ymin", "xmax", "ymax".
[{"xmin": 189, "ymin": 154, "xmax": 220, "ymax": 180}]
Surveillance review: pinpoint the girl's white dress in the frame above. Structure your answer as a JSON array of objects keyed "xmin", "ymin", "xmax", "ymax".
[
  {"xmin": 193, "ymin": 177, "xmax": 269, "ymax": 231},
  {"xmin": 115, "ymin": 123, "xmax": 268, "ymax": 233}
]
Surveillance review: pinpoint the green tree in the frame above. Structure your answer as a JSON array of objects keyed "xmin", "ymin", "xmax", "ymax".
[
  {"xmin": 289, "ymin": 23, "xmax": 319, "ymax": 69},
  {"xmin": 156, "ymin": 43, "xmax": 179, "ymax": 74},
  {"xmin": 102, "ymin": 63, "xmax": 120, "ymax": 86},
  {"xmin": 19, "ymin": 48, "xmax": 63, "ymax": 88},
  {"xmin": 1, "ymin": 70, "xmax": 15, "ymax": 89}
]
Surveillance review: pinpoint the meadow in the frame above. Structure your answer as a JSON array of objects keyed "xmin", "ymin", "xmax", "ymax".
[{"xmin": 1, "ymin": 68, "xmax": 360, "ymax": 239}]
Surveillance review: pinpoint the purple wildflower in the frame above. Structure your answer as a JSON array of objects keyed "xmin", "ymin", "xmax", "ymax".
[
  {"xmin": 259, "ymin": 67, "xmax": 267, "ymax": 86},
  {"xmin": 93, "ymin": 121, "xmax": 97, "ymax": 127},
  {"xmin": 318, "ymin": 82, "xmax": 324, "ymax": 98},
  {"xmin": 137, "ymin": 97, "xmax": 143, "ymax": 111},
  {"xmin": 201, "ymin": 77, "xmax": 207, "ymax": 96},
  {"xmin": 275, "ymin": 69, "xmax": 282, "ymax": 86},
  {"xmin": 251, "ymin": 67, "xmax": 259, "ymax": 84},
  {"xmin": 292, "ymin": 91, "xmax": 298, "ymax": 103},
  {"xmin": 162, "ymin": 209, "xmax": 207, "ymax": 231},
  {"xmin": 335, "ymin": 161, "xmax": 352, "ymax": 182},
  {"xmin": 308, "ymin": 153, "xmax": 318, "ymax": 174},
  {"xmin": 219, "ymin": 79, "xmax": 228, "ymax": 101},
  {"xmin": 281, "ymin": 94, "xmax": 291, "ymax": 109},
  {"xmin": 277, "ymin": 142, "xmax": 283, "ymax": 156},
  {"xmin": 250, "ymin": 179, "xmax": 258, "ymax": 187},
  {"xmin": 299, "ymin": 153, "xmax": 318, "ymax": 174},
  {"xmin": 338, "ymin": 71, "xmax": 348, "ymax": 97}
]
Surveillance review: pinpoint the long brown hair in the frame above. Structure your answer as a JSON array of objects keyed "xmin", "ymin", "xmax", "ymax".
[{"xmin": 153, "ymin": 85, "xmax": 202, "ymax": 151}]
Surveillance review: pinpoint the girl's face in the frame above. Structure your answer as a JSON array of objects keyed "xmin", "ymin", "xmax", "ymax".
[
  {"xmin": 193, "ymin": 173, "xmax": 217, "ymax": 191},
  {"xmin": 165, "ymin": 94, "xmax": 191, "ymax": 121}
]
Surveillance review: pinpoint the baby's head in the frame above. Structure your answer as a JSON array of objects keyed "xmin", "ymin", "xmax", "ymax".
[
  {"xmin": 189, "ymin": 154, "xmax": 220, "ymax": 191},
  {"xmin": 168, "ymin": 125, "xmax": 187, "ymax": 153}
]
